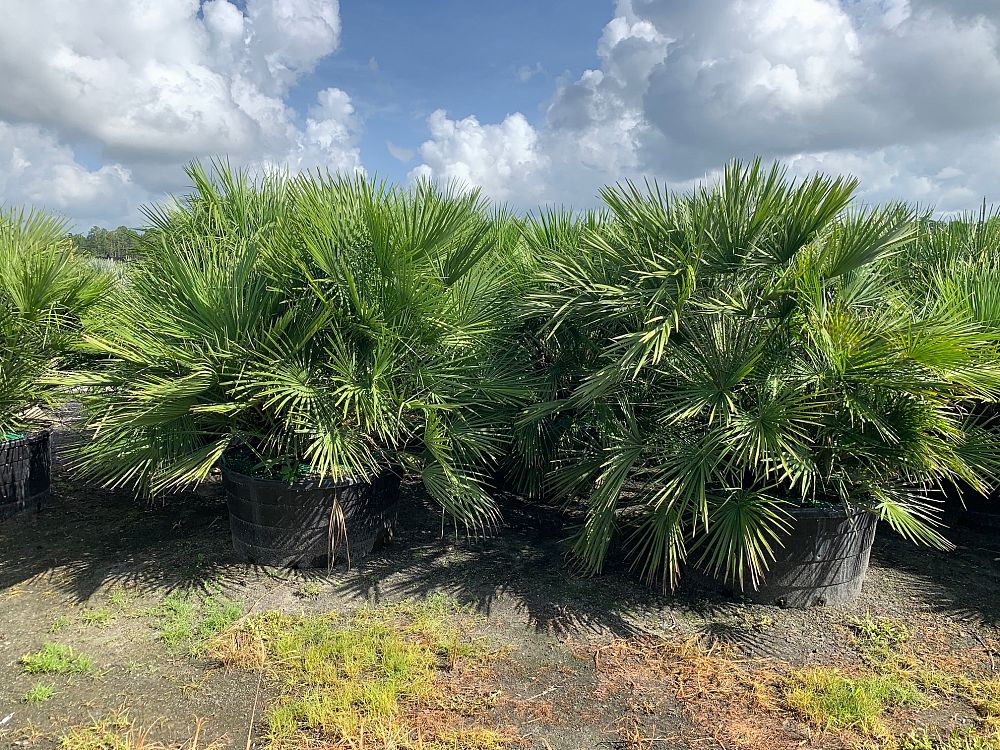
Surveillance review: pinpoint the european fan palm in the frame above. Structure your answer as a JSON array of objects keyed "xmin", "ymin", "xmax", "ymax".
[
  {"xmin": 71, "ymin": 164, "xmax": 531, "ymax": 531},
  {"xmin": 0, "ymin": 207, "xmax": 107, "ymax": 435},
  {"xmin": 526, "ymin": 160, "xmax": 1000, "ymax": 590},
  {"xmin": 898, "ymin": 206, "xmax": 1000, "ymax": 334}
]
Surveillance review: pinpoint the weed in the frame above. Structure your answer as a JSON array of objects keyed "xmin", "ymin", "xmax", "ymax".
[
  {"xmin": 899, "ymin": 727, "xmax": 1000, "ymax": 749},
  {"xmin": 787, "ymin": 667, "xmax": 924, "ymax": 735},
  {"xmin": 850, "ymin": 613, "xmax": 912, "ymax": 667},
  {"xmin": 848, "ymin": 614, "xmax": 960, "ymax": 695},
  {"xmin": 198, "ymin": 595, "xmax": 242, "ymax": 642},
  {"xmin": 80, "ymin": 608, "xmax": 113, "ymax": 627},
  {"xmin": 427, "ymin": 728, "xmax": 511, "ymax": 749},
  {"xmin": 22, "ymin": 683, "xmax": 55, "ymax": 703},
  {"xmin": 21, "ymin": 643, "xmax": 93, "ymax": 675},
  {"xmin": 154, "ymin": 590, "xmax": 242, "ymax": 652},
  {"xmin": 208, "ymin": 594, "xmax": 512, "ymax": 749},
  {"xmin": 295, "ymin": 581, "xmax": 323, "ymax": 599},
  {"xmin": 735, "ymin": 607, "xmax": 774, "ymax": 632},
  {"xmin": 158, "ymin": 590, "xmax": 198, "ymax": 647},
  {"xmin": 57, "ymin": 713, "xmax": 225, "ymax": 750},
  {"xmin": 49, "ymin": 615, "xmax": 72, "ymax": 633},
  {"xmin": 107, "ymin": 589, "xmax": 133, "ymax": 609},
  {"xmin": 964, "ymin": 677, "xmax": 1000, "ymax": 740}
]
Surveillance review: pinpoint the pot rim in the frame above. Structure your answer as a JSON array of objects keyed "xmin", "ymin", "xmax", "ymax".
[
  {"xmin": 776, "ymin": 501, "xmax": 876, "ymax": 520},
  {"xmin": 0, "ymin": 430, "xmax": 51, "ymax": 448},
  {"xmin": 220, "ymin": 462, "xmax": 400, "ymax": 490}
]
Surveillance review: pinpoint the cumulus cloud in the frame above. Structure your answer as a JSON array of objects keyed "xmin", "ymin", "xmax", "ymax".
[
  {"xmin": 0, "ymin": 123, "xmax": 139, "ymax": 227},
  {"xmin": 411, "ymin": 0, "xmax": 1000, "ymax": 211},
  {"xmin": 410, "ymin": 111, "xmax": 549, "ymax": 203},
  {"xmin": 8, "ymin": 0, "xmax": 1000, "ymax": 224},
  {"xmin": 0, "ymin": 0, "xmax": 358, "ymax": 226}
]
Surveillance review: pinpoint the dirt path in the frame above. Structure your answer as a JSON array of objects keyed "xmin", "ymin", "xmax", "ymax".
[{"xmin": 1, "ymin": 433, "xmax": 999, "ymax": 749}]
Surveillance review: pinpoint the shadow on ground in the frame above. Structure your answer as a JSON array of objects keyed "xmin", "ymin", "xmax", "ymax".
[
  {"xmin": 869, "ymin": 519, "xmax": 1000, "ymax": 626},
  {"xmin": 0, "ymin": 467, "xmax": 682, "ymax": 637},
  {"xmin": 2, "ymin": 426, "xmax": 999, "ymax": 635}
]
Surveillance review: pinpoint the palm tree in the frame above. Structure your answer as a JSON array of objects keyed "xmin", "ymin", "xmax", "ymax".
[
  {"xmin": 526, "ymin": 160, "xmax": 1000, "ymax": 591},
  {"xmin": 70, "ymin": 163, "xmax": 532, "ymax": 534},
  {"xmin": 0, "ymin": 207, "xmax": 107, "ymax": 435}
]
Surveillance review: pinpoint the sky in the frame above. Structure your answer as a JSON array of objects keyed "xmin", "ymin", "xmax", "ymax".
[{"xmin": 3, "ymin": 0, "xmax": 1000, "ymax": 228}]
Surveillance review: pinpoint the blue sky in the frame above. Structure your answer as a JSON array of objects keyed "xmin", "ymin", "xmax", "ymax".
[
  {"xmin": 4, "ymin": 0, "xmax": 1000, "ymax": 228},
  {"xmin": 294, "ymin": 1, "xmax": 610, "ymax": 182}
]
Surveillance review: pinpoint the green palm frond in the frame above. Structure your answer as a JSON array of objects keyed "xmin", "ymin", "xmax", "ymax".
[
  {"xmin": 69, "ymin": 164, "xmax": 531, "ymax": 527},
  {"xmin": 0, "ymin": 206, "xmax": 108, "ymax": 434},
  {"xmin": 525, "ymin": 159, "xmax": 1000, "ymax": 589}
]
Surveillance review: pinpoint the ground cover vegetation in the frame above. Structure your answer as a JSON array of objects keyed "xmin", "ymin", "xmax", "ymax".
[
  {"xmin": 1, "ymin": 456, "xmax": 999, "ymax": 749},
  {"xmin": 592, "ymin": 612, "xmax": 1000, "ymax": 749},
  {"xmin": 207, "ymin": 594, "xmax": 513, "ymax": 749}
]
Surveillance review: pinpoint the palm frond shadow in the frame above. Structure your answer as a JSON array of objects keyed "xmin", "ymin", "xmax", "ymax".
[
  {"xmin": 3, "ymin": 436, "xmax": 995, "ymax": 628},
  {"xmin": 317, "ymin": 486, "xmax": 685, "ymax": 637},
  {"xmin": 868, "ymin": 526, "xmax": 1000, "ymax": 626},
  {"xmin": 0, "ymin": 456, "xmax": 677, "ymax": 637},
  {"xmin": 0, "ymin": 487, "xmax": 235, "ymax": 604}
]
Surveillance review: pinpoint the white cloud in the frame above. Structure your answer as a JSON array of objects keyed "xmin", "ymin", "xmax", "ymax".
[
  {"xmin": 409, "ymin": 111, "xmax": 549, "ymax": 203},
  {"xmin": 8, "ymin": 0, "xmax": 1000, "ymax": 224},
  {"xmin": 516, "ymin": 63, "xmax": 544, "ymax": 83},
  {"xmin": 411, "ymin": 0, "xmax": 1000, "ymax": 212},
  {"xmin": 0, "ymin": 123, "xmax": 140, "ymax": 227},
  {"xmin": 387, "ymin": 142, "xmax": 416, "ymax": 163},
  {"xmin": 0, "ymin": 0, "xmax": 357, "ymax": 227}
]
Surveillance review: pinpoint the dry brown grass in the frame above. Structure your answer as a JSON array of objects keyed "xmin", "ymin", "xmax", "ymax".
[
  {"xmin": 587, "ymin": 636, "xmax": 815, "ymax": 750},
  {"xmin": 58, "ymin": 713, "xmax": 228, "ymax": 750},
  {"xmin": 585, "ymin": 615, "xmax": 1000, "ymax": 750}
]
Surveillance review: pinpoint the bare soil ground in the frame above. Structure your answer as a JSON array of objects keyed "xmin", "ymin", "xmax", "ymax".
[{"xmin": 1, "ymin": 429, "xmax": 999, "ymax": 749}]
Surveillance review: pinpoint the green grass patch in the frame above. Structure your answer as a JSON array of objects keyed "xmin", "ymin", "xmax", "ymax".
[
  {"xmin": 106, "ymin": 588, "xmax": 135, "ymax": 610},
  {"xmin": 57, "ymin": 712, "xmax": 224, "ymax": 750},
  {"xmin": 22, "ymin": 683, "xmax": 55, "ymax": 703},
  {"xmin": 20, "ymin": 643, "xmax": 93, "ymax": 675},
  {"xmin": 79, "ymin": 607, "xmax": 113, "ymax": 627},
  {"xmin": 851, "ymin": 613, "xmax": 911, "ymax": 656},
  {"xmin": 209, "ymin": 593, "xmax": 510, "ymax": 749},
  {"xmin": 49, "ymin": 615, "xmax": 72, "ymax": 633},
  {"xmin": 787, "ymin": 667, "xmax": 924, "ymax": 736},
  {"xmin": 295, "ymin": 581, "xmax": 324, "ymax": 599},
  {"xmin": 154, "ymin": 589, "xmax": 242, "ymax": 652},
  {"xmin": 58, "ymin": 716, "xmax": 130, "ymax": 750},
  {"xmin": 849, "ymin": 612, "xmax": 917, "ymax": 674}
]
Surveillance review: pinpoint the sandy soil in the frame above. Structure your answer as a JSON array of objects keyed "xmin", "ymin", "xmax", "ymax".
[{"xmin": 1, "ymin": 429, "xmax": 999, "ymax": 749}]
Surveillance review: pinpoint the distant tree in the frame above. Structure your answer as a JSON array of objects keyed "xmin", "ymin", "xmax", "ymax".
[{"xmin": 67, "ymin": 225, "xmax": 140, "ymax": 259}]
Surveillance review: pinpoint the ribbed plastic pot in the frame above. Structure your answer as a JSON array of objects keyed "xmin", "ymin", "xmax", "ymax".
[
  {"xmin": 221, "ymin": 465, "xmax": 401, "ymax": 569},
  {"xmin": 699, "ymin": 504, "xmax": 878, "ymax": 608},
  {"xmin": 0, "ymin": 432, "xmax": 51, "ymax": 520}
]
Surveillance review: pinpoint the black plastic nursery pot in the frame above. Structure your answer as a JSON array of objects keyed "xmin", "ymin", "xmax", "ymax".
[
  {"xmin": 0, "ymin": 432, "xmax": 51, "ymax": 520},
  {"xmin": 221, "ymin": 465, "xmax": 402, "ymax": 569},
  {"xmin": 698, "ymin": 504, "xmax": 878, "ymax": 608}
]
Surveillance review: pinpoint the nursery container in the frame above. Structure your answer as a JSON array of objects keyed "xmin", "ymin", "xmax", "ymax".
[
  {"xmin": 698, "ymin": 504, "xmax": 878, "ymax": 608},
  {"xmin": 221, "ymin": 465, "xmax": 401, "ymax": 568},
  {"xmin": 0, "ymin": 432, "xmax": 51, "ymax": 520}
]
